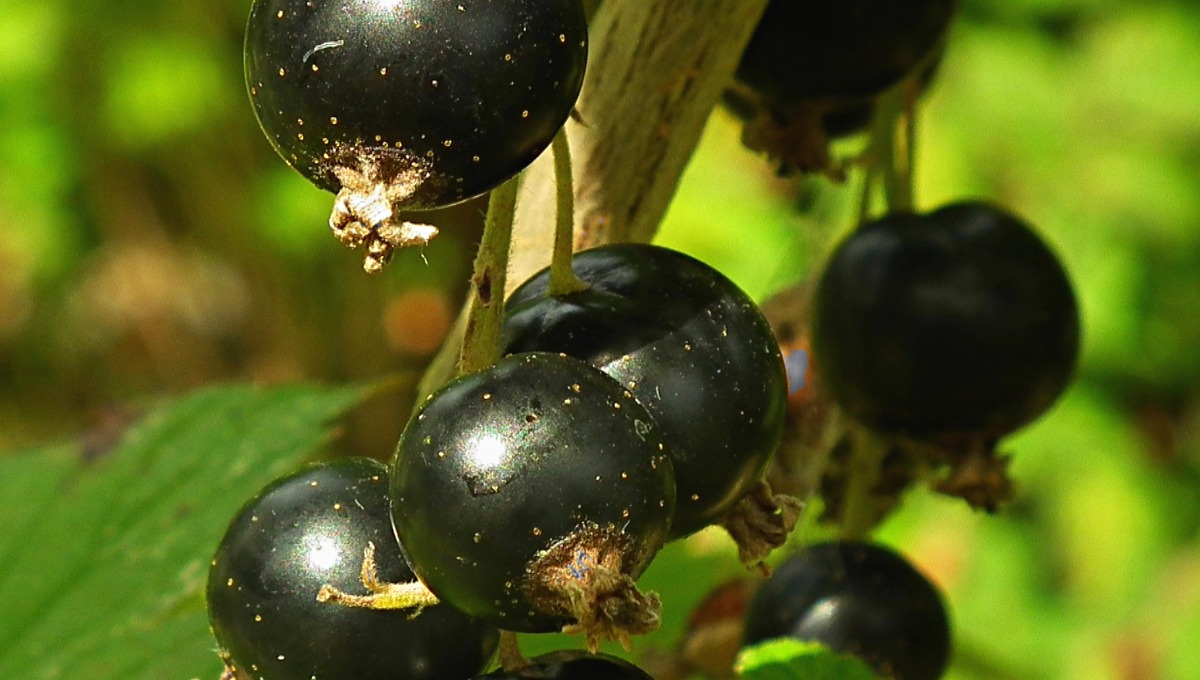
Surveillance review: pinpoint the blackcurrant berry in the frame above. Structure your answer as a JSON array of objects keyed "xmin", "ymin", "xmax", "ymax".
[
  {"xmin": 736, "ymin": 0, "xmax": 957, "ymax": 103},
  {"xmin": 476, "ymin": 650, "xmax": 654, "ymax": 680},
  {"xmin": 743, "ymin": 541, "xmax": 951, "ymax": 680},
  {"xmin": 206, "ymin": 458, "xmax": 498, "ymax": 680},
  {"xmin": 244, "ymin": 0, "xmax": 587, "ymax": 268},
  {"xmin": 811, "ymin": 201, "xmax": 1080, "ymax": 441},
  {"xmin": 726, "ymin": 0, "xmax": 956, "ymax": 174},
  {"xmin": 503, "ymin": 244, "xmax": 788, "ymax": 538},
  {"xmin": 391, "ymin": 352, "xmax": 675, "ymax": 638}
]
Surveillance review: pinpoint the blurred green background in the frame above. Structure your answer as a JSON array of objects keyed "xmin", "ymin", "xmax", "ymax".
[{"xmin": 1, "ymin": 0, "xmax": 1198, "ymax": 679}]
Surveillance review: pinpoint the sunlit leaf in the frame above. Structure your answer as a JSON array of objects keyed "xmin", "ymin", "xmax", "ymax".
[{"xmin": 0, "ymin": 383, "xmax": 366, "ymax": 680}]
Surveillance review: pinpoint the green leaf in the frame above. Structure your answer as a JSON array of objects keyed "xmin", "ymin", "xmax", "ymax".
[
  {"xmin": 0, "ymin": 383, "xmax": 367, "ymax": 680},
  {"xmin": 737, "ymin": 639, "xmax": 882, "ymax": 680}
]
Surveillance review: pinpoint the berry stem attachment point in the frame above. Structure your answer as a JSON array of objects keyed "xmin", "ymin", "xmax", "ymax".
[
  {"xmin": 458, "ymin": 175, "xmax": 521, "ymax": 376},
  {"xmin": 316, "ymin": 542, "xmax": 441, "ymax": 612},
  {"xmin": 548, "ymin": 129, "xmax": 589, "ymax": 296}
]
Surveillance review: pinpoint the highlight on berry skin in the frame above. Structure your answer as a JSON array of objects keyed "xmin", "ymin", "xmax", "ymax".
[{"xmin": 743, "ymin": 541, "xmax": 951, "ymax": 680}]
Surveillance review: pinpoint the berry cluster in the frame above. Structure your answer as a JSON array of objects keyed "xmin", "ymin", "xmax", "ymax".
[
  {"xmin": 208, "ymin": 245, "xmax": 790, "ymax": 678},
  {"xmin": 387, "ymin": 245, "xmax": 788, "ymax": 640},
  {"xmin": 503, "ymin": 245, "xmax": 789, "ymax": 539},
  {"xmin": 209, "ymin": 1, "xmax": 1085, "ymax": 679}
]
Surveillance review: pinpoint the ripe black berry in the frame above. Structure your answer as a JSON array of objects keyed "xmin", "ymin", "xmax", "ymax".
[
  {"xmin": 736, "ymin": 0, "xmax": 957, "ymax": 103},
  {"xmin": 743, "ymin": 541, "xmax": 951, "ymax": 680},
  {"xmin": 244, "ymin": 0, "xmax": 587, "ymax": 268},
  {"xmin": 727, "ymin": 0, "xmax": 956, "ymax": 174},
  {"xmin": 206, "ymin": 458, "xmax": 498, "ymax": 680},
  {"xmin": 475, "ymin": 650, "xmax": 654, "ymax": 680},
  {"xmin": 391, "ymin": 352, "xmax": 674, "ymax": 639},
  {"xmin": 503, "ymin": 244, "xmax": 788, "ymax": 538},
  {"xmin": 812, "ymin": 201, "xmax": 1080, "ymax": 441}
]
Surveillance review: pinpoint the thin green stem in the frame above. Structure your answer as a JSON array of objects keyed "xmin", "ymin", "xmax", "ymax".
[
  {"xmin": 458, "ymin": 175, "xmax": 521, "ymax": 376},
  {"xmin": 901, "ymin": 79, "xmax": 920, "ymax": 209},
  {"xmin": 317, "ymin": 541, "xmax": 440, "ymax": 611},
  {"xmin": 548, "ymin": 129, "xmax": 588, "ymax": 296},
  {"xmin": 839, "ymin": 427, "xmax": 889, "ymax": 541},
  {"xmin": 857, "ymin": 162, "xmax": 877, "ymax": 227},
  {"xmin": 866, "ymin": 84, "xmax": 913, "ymax": 216}
]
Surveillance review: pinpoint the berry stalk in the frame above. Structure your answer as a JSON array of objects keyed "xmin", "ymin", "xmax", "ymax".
[
  {"xmin": 315, "ymin": 542, "xmax": 441, "ymax": 611},
  {"xmin": 548, "ymin": 128, "xmax": 588, "ymax": 296},
  {"xmin": 875, "ymin": 82, "xmax": 915, "ymax": 214},
  {"xmin": 839, "ymin": 427, "xmax": 889, "ymax": 540},
  {"xmin": 458, "ymin": 176, "xmax": 521, "ymax": 376}
]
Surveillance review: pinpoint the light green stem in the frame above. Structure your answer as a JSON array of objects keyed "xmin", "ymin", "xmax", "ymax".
[
  {"xmin": 840, "ymin": 427, "xmax": 889, "ymax": 540},
  {"xmin": 457, "ymin": 176, "xmax": 521, "ymax": 376},
  {"xmin": 548, "ymin": 129, "xmax": 588, "ymax": 296},
  {"xmin": 865, "ymin": 84, "xmax": 913, "ymax": 217}
]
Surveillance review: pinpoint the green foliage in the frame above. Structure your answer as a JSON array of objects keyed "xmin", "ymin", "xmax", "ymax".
[
  {"xmin": 102, "ymin": 36, "xmax": 236, "ymax": 149},
  {"xmin": 0, "ymin": 384, "xmax": 365, "ymax": 680},
  {"xmin": 0, "ymin": 0, "xmax": 1198, "ymax": 678},
  {"xmin": 737, "ymin": 639, "xmax": 881, "ymax": 680}
]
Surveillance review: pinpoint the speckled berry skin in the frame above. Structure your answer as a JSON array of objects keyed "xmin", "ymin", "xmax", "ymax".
[
  {"xmin": 206, "ymin": 458, "xmax": 498, "ymax": 680},
  {"xmin": 743, "ymin": 541, "xmax": 951, "ymax": 680},
  {"xmin": 503, "ymin": 245, "xmax": 788, "ymax": 538},
  {"xmin": 812, "ymin": 201, "xmax": 1080, "ymax": 441},
  {"xmin": 736, "ymin": 0, "xmax": 958, "ymax": 102},
  {"xmin": 475, "ymin": 650, "xmax": 655, "ymax": 679},
  {"xmin": 391, "ymin": 352, "xmax": 675, "ymax": 632},
  {"xmin": 244, "ymin": 0, "xmax": 587, "ymax": 208}
]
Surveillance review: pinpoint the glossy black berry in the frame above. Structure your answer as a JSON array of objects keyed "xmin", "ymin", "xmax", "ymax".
[
  {"xmin": 503, "ymin": 244, "xmax": 788, "ymax": 538},
  {"xmin": 475, "ymin": 650, "xmax": 654, "ymax": 680},
  {"xmin": 736, "ymin": 0, "xmax": 958, "ymax": 103},
  {"xmin": 206, "ymin": 458, "xmax": 498, "ymax": 680},
  {"xmin": 245, "ymin": 0, "xmax": 587, "ymax": 208},
  {"xmin": 391, "ymin": 352, "xmax": 675, "ymax": 634},
  {"xmin": 812, "ymin": 201, "xmax": 1080, "ymax": 441},
  {"xmin": 743, "ymin": 541, "xmax": 951, "ymax": 680}
]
